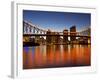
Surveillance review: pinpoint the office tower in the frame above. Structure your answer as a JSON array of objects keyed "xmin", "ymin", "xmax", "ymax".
[
  {"xmin": 70, "ymin": 25, "xmax": 76, "ymax": 42},
  {"xmin": 63, "ymin": 29, "xmax": 68, "ymax": 44}
]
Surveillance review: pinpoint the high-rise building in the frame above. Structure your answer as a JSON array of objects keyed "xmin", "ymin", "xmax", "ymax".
[
  {"xmin": 46, "ymin": 29, "xmax": 52, "ymax": 44},
  {"xmin": 63, "ymin": 29, "xmax": 68, "ymax": 44},
  {"xmin": 70, "ymin": 25, "xmax": 76, "ymax": 42},
  {"xmin": 51, "ymin": 32, "xmax": 56, "ymax": 44},
  {"xmin": 46, "ymin": 30, "xmax": 60, "ymax": 44},
  {"xmin": 54, "ymin": 32, "xmax": 60, "ymax": 44}
]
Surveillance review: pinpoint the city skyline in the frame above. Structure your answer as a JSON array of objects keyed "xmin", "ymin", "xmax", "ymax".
[{"xmin": 23, "ymin": 10, "xmax": 91, "ymax": 32}]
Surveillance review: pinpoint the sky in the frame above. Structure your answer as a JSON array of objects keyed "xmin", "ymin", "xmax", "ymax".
[{"xmin": 23, "ymin": 10, "xmax": 91, "ymax": 32}]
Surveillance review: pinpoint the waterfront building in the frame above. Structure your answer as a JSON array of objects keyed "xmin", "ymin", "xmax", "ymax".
[
  {"xmin": 54, "ymin": 32, "xmax": 60, "ymax": 44},
  {"xmin": 46, "ymin": 29, "xmax": 52, "ymax": 44},
  {"xmin": 35, "ymin": 36, "xmax": 40, "ymax": 43},
  {"xmin": 63, "ymin": 29, "xmax": 68, "ymax": 44},
  {"xmin": 70, "ymin": 25, "xmax": 76, "ymax": 42}
]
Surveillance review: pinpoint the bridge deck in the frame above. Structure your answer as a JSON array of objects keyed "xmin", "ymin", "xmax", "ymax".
[{"xmin": 23, "ymin": 34, "xmax": 90, "ymax": 38}]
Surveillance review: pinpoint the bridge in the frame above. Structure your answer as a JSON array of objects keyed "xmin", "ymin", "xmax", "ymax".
[
  {"xmin": 23, "ymin": 20, "xmax": 90, "ymax": 38},
  {"xmin": 23, "ymin": 21, "xmax": 91, "ymax": 43},
  {"xmin": 23, "ymin": 34, "xmax": 90, "ymax": 38}
]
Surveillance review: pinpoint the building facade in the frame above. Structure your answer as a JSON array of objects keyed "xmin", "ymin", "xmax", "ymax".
[
  {"xmin": 70, "ymin": 25, "xmax": 76, "ymax": 42},
  {"xmin": 63, "ymin": 29, "xmax": 68, "ymax": 44}
]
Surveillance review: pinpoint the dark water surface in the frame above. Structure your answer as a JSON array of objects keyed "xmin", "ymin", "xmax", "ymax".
[{"xmin": 23, "ymin": 45, "xmax": 91, "ymax": 69}]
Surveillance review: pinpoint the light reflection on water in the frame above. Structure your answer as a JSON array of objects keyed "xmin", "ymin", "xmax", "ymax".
[{"xmin": 23, "ymin": 45, "xmax": 91, "ymax": 69}]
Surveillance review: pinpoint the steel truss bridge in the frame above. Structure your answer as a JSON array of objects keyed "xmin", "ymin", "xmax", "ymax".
[{"xmin": 23, "ymin": 20, "xmax": 90, "ymax": 38}]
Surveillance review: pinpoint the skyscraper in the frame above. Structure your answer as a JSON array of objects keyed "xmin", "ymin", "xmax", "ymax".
[
  {"xmin": 63, "ymin": 29, "xmax": 68, "ymax": 44},
  {"xmin": 70, "ymin": 25, "xmax": 76, "ymax": 42},
  {"xmin": 46, "ymin": 29, "xmax": 52, "ymax": 44}
]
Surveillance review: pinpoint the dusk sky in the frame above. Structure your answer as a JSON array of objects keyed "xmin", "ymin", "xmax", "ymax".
[{"xmin": 23, "ymin": 10, "xmax": 91, "ymax": 32}]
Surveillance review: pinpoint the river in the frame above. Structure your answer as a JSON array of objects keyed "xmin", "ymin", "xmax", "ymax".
[{"xmin": 23, "ymin": 45, "xmax": 91, "ymax": 69}]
